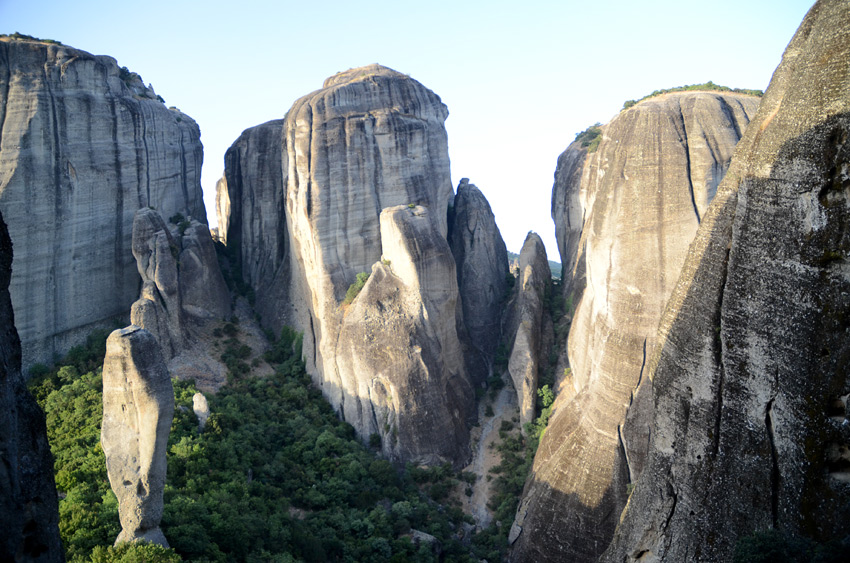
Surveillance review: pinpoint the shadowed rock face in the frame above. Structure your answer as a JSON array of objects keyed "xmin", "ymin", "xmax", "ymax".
[
  {"xmin": 101, "ymin": 326, "xmax": 174, "ymax": 547},
  {"xmin": 336, "ymin": 205, "xmax": 474, "ymax": 464},
  {"xmin": 0, "ymin": 209, "xmax": 63, "ymax": 561},
  {"xmin": 602, "ymin": 1, "xmax": 850, "ymax": 560},
  {"xmin": 217, "ymin": 119, "xmax": 292, "ymax": 329},
  {"xmin": 505, "ymin": 232, "xmax": 551, "ymax": 428},
  {"xmin": 449, "ymin": 179, "xmax": 509, "ymax": 384},
  {"xmin": 512, "ymin": 91, "xmax": 759, "ymax": 562},
  {"xmin": 0, "ymin": 37, "xmax": 206, "ymax": 370}
]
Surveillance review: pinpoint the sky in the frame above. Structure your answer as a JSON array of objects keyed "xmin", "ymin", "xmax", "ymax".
[{"xmin": 1, "ymin": 0, "xmax": 815, "ymax": 258}]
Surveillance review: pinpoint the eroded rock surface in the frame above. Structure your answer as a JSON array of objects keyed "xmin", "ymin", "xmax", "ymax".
[
  {"xmin": 0, "ymin": 209, "xmax": 63, "ymax": 561},
  {"xmin": 602, "ymin": 1, "xmax": 850, "ymax": 560},
  {"xmin": 130, "ymin": 207, "xmax": 230, "ymax": 390},
  {"xmin": 336, "ymin": 205, "xmax": 474, "ymax": 464},
  {"xmin": 101, "ymin": 326, "xmax": 174, "ymax": 547},
  {"xmin": 512, "ymin": 91, "xmax": 759, "ymax": 562},
  {"xmin": 450, "ymin": 179, "xmax": 509, "ymax": 384},
  {"xmin": 0, "ymin": 37, "xmax": 206, "ymax": 370},
  {"xmin": 504, "ymin": 232, "xmax": 551, "ymax": 428}
]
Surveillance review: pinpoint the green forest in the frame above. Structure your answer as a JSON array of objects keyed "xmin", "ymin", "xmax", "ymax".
[{"xmin": 28, "ymin": 320, "xmax": 536, "ymax": 562}]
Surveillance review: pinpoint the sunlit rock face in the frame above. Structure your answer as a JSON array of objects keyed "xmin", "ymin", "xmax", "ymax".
[
  {"xmin": 449, "ymin": 179, "xmax": 509, "ymax": 385},
  {"xmin": 101, "ymin": 326, "xmax": 174, "ymax": 547},
  {"xmin": 511, "ymin": 91, "xmax": 759, "ymax": 562},
  {"xmin": 0, "ymin": 37, "xmax": 206, "ymax": 370},
  {"xmin": 336, "ymin": 205, "xmax": 474, "ymax": 465},
  {"xmin": 216, "ymin": 65, "xmax": 471, "ymax": 464},
  {"xmin": 602, "ymin": 1, "xmax": 850, "ymax": 560},
  {"xmin": 0, "ymin": 209, "xmax": 63, "ymax": 562}
]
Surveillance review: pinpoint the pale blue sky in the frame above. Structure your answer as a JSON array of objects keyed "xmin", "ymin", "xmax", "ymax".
[{"xmin": 1, "ymin": 0, "xmax": 814, "ymax": 258}]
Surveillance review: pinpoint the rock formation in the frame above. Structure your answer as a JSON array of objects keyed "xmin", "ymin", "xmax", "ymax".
[
  {"xmin": 504, "ymin": 232, "xmax": 551, "ymax": 428},
  {"xmin": 101, "ymin": 325, "xmax": 174, "ymax": 547},
  {"xmin": 602, "ymin": 1, "xmax": 850, "ymax": 560},
  {"xmin": 0, "ymin": 36, "xmax": 207, "ymax": 370},
  {"xmin": 449, "ymin": 179, "xmax": 509, "ymax": 384},
  {"xmin": 130, "ymin": 207, "xmax": 230, "ymax": 390},
  {"xmin": 193, "ymin": 392, "xmax": 210, "ymax": 432},
  {"xmin": 0, "ymin": 209, "xmax": 64, "ymax": 561},
  {"xmin": 511, "ymin": 91, "xmax": 759, "ymax": 561},
  {"xmin": 220, "ymin": 64, "xmax": 475, "ymax": 464},
  {"xmin": 217, "ymin": 119, "xmax": 292, "ymax": 328},
  {"xmin": 335, "ymin": 205, "xmax": 474, "ymax": 464}
]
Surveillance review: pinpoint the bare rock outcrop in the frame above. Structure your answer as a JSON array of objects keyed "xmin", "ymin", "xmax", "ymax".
[
  {"xmin": 504, "ymin": 232, "xmax": 551, "ymax": 428},
  {"xmin": 101, "ymin": 325, "xmax": 174, "ymax": 547},
  {"xmin": 449, "ymin": 179, "xmax": 509, "ymax": 383},
  {"xmin": 217, "ymin": 119, "xmax": 292, "ymax": 328},
  {"xmin": 0, "ymin": 209, "xmax": 63, "ymax": 561},
  {"xmin": 336, "ymin": 205, "xmax": 474, "ymax": 464},
  {"xmin": 0, "ymin": 37, "xmax": 207, "ymax": 370},
  {"xmin": 511, "ymin": 91, "xmax": 759, "ymax": 562},
  {"xmin": 602, "ymin": 2, "xmax": 850, "ymax": 560}
]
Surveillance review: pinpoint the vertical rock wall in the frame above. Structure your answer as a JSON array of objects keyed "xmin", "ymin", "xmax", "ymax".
[
  {"xmin": 512, "ymin": 91, "xmax": 759, "ymax": 562},
  {"xmin": 603, "ymin": 1, "xmax": 850, "ymax": 560},
  {"xmin": 0, "ymin": 209, "xmax": 63, "ymax": 561},
  {"xmin": 0, "ymin": 37, "xmax": 207, "ymax": 369}
]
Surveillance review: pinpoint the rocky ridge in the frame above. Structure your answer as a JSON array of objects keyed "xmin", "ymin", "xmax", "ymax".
[
  {"xmin": 512, "ymin": 91, "xmax": 759, "ymax": 561},
  {"xmin": 0, "ymin": 37, "xmax": 207, "ymax": 370},
  {"xmin": 602, "ymin": 1, "xmax": 850, "ymax": 559}
]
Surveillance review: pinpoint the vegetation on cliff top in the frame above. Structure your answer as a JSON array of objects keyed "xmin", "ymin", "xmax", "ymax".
[{"xmin": 622, "ymin": 81, "xmax": 763, "ymax": 110}]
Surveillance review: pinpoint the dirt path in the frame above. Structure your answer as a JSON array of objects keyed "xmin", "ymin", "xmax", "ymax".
[{"xmin": 461, "ymin": 381, "xmax": 518, "ymax": 528}]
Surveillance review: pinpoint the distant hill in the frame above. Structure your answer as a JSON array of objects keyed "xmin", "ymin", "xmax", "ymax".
[{"xmin": 507, "ymin": 251, "xmax": 561, "ymax": 279}]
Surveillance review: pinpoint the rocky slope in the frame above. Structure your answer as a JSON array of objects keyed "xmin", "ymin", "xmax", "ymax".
[
  {"xmin": 0, "ymin": 208, "xmax": 63, "ymax": 561},
  {"xmin": 0, "ymin": 36, "xmax": 207, "ymax": 370},
  {"xmin": 219, "ymin": 65, "xmax": 479, "ymax": 464},
  {"xmin": 101, "ymin": 325, "xmax": 174, "ymax": 547},
  {"xmin": 511, "ymin": 91, "xmax": 759, "ymax": 561},
  {"xmin": 449, "ymin": 179, "xmax": 509, "ymax": 384},
  {"xmin": 602, "ymin": 1, "xmax": 850, "ymax": 560}
]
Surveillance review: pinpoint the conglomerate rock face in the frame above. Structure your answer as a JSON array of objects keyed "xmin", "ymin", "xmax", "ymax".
[
  {"xmin": 101, "ymin": 326, "xmax": 174, "ymax": 547},
  {"xmin": 336, "ymin": 205, "xmax": 474, "ymax": 464},
  {"xmin": 602, "ymin": 1, "xmax": 850, "ymax": 560},
  {"xmin": 511, "ymin": 91, "xmax": 759, "ymax": 562},
  {"xmin": 449, "ymin": 179, "xmax": 509, "ymax": 384},
  {"xmin": 0, "ymin": 209, "xmax": 63, "ymax": 562},
  {"xmin": 0, "ymin": 37, "xmax": 206, "ymax": 370},
  {"xmin": 505, "ymin": 232, "xmax": 551, "ymax": 428}
]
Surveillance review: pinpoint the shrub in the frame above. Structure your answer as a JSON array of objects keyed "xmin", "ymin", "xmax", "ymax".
[{"xmin": 343, "ymin": 272, "xmax": 370, "ymax": 305}]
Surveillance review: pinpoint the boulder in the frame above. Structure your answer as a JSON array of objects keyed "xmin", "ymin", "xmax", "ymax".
[
  {"xmin": 101, "ymin": 326, "xmax": 174, "ymax": 547},
  {"xmin": 602, "ymin": 1, "xmax": 850, "ymax": 560},
  {"xmin": 0, "ymin": 37, "xmax": 207, "ymax": 370},
  {"xmin": 0, "ymin": 209, "xmax": 63, "ymax": 561}
]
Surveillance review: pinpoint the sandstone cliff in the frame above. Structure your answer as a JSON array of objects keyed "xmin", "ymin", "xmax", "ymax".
[
  {"xmin": 101, "ymin": 325, "xmax": 174, "ymax": 547},
  {"xmin": 0, "ymin": 37, "xmax": 207, "ymax": 370},
  {"xmin": 602, "ymin": 1, "xmax": 850, "ymax": 560},
  {"xmin": 504, "ymin": 232, "xmax": 551, "ymax": 428},
  {"xmin": 512, "ymin": 91, "xmax": 759, "ymax": 561},
  {"xmin": 449, "ymin": 179, "xmax": 509, "ymax": 384},
  {"xmin": 219, "ymin": 65, "xmax": 474, "ymax": 464},
  {"xmin": 0, "ymin": 209, "xmax": 63, "ymax": 561}
]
